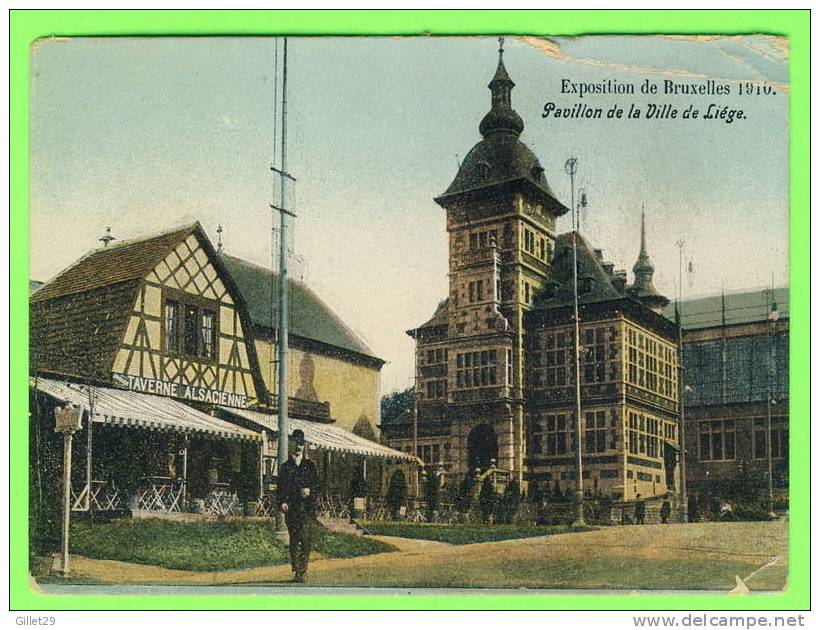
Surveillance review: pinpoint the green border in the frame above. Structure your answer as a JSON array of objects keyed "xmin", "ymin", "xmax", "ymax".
[{"xmin": 10, "ymin": 9, "xmax": 809, "ymax": 611}]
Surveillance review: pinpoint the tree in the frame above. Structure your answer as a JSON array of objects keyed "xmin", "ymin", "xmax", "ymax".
[
  {"xmin": 455, "ymin": 473, "xmax": 475, "ymax": 513},
  {"xmin": 386, "ymin": 470, "xmax": 407, "ymax": 519},
  {"xmin": 552, "ymin": 479, "xmax": 564, "ymax": 502},
  {"xmin": 497, "ymin": 479, "xmax": 521, "ymax": 524},
  {"xmin": 478, "ymin": 476, "xmax": 497, "ymax": 523},
  {"xmin": 425, "ymin": 469, "xmax": 440, "ymax": 520},
  {"xmin": 380, "ymin": 387, "xmax": 415, "ymax": 425},
  {"xmin": 349, "ymin": 467, "xmax": 368, "ymax": 500},
  {"xmin": 236, "ymin": 444, "xmax": 260, "ymax": 507}
]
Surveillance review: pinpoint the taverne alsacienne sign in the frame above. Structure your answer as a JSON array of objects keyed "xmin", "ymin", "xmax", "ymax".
[{"xmin": 112, "ymin": 372, "xmax": 251, "ymax": 409}]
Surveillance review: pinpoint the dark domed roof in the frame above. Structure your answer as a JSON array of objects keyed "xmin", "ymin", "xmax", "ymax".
[
  {"xmin": 435, "ymin": 41, "xmax": 569, "ymax": 216},
  {"xmin": 438, "ymin": 132, "xmax": 559, "ymax": 204}
]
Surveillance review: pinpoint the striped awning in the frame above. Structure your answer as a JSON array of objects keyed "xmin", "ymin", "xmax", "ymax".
[
  {"xmin": 30, "ymin": 377, "xmax": 261, "ymax": 442},
  {"xmin": 219, "ymin": 406, "xmax": 419, "ymax": 463}
]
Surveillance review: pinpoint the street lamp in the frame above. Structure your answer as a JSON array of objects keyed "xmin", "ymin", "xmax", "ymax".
[
  {"xmin": 766, "ymin": 300, "xmax": 779, "ymax": 519},
  {"xmin": 54, "ymin": 403, "xmax": 83, "ymax": 575},
  {"xmin": 675, "ymin": 239, "xmax": 689, "ymax": 523}
]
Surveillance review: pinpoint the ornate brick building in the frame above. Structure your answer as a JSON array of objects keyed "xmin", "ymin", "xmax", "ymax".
[{"xmin": 382, "ymin": 43, "xmax": 681, "ymax": 501}]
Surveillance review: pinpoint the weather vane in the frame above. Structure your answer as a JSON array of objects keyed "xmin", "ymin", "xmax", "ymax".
[
  {"xmin": 99, "ymin": 227, "xmax": 115, "ymax": 248},
  {"xmin": 498, "ymin": 36, "xmax": 505, "ymax": 56}
]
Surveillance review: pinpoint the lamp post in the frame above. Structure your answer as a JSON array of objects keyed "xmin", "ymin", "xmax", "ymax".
[
  {"xmin": 675, "ymin": 239, "xmax": 689, "ymax": 522},
  {"xmin": 564, "ymin": 156, "xmax": 585, "ymax": 526},
  {"xmin": 54, "ymin": 403, "xmax": 83, "ymax": 575},
  {"xmin": 766, "ymin": 299, "xmax": 779, "ymax": 519}
]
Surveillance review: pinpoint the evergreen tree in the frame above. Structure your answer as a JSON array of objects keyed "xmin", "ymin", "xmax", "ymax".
[
  {"xmin": 479, "ymin": 476, "xmax": 496, "ymax": 523},
  {"xmin": 386, "ymin": 470, "xmax": 407, "ymax": 519}
]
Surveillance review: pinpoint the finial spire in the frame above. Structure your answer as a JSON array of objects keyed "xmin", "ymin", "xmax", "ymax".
[
  {"xmin": 633, "ymin": 207, "xmax": 655, "ymax": 289},
  {"xmin": 99, "ymin": 227, "xmax": 115, "ymax": 248},
  {"xmin": 479, "ymin": 36, "xmax": 523, "ymax": 138},
  {"xmin": 216, "ymin": 223, "xmax": 224, "ymax": 253},
  {"xmin": 640, "ymin": 204, "xmax": 648, "ymax": 257}
]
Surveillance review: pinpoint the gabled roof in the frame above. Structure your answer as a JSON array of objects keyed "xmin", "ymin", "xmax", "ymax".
[
  {"xmin": 218, "ymin": 254, "xmax": 382, "ymax": 363},
  {"xmin": 30, "ymin": 223, "xmax": 269, "ymax": 402},
  {"xmin": 663, "ymin": 286, "xmax": 789, "ymax": 330},
  {"xmin": 31, "ymin": 223, "xmax": 199, "ymax": 303},
  {"xmin": 534, "ymin": 231, "xmax": 624, "ymax": 309}
]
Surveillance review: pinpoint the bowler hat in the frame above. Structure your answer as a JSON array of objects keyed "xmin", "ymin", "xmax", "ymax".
[{"xmin": 291, "ymin": 429, "xmax": 306, "ymax": 444}]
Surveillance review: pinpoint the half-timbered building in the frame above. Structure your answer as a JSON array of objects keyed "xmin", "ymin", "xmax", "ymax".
[{"xmin": 30, "ymin": 222, "xmax": 415, "ymax": 522}]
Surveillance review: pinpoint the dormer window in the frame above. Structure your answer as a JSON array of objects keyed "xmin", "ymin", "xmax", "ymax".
[{"xmin": 579, "ymin": 276, "xmax": 595, "ymax": 295}]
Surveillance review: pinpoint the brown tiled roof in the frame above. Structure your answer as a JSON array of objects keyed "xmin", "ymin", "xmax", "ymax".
[
  {"xmin": 31, "ymin": 223, "xmax": 199, "ymax": 303},
  {"xmin": 30, "ymin": 280, "xmax": 140, "ymax": 381},
  {"xmin": 30, "ymin": 223, "xmax": 200, "ymax": 382}
]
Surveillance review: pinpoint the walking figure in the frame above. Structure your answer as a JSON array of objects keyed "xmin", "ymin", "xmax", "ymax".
[{"xmin": 277, "ymin": 429, "xmax": 318, "ymax": 583}]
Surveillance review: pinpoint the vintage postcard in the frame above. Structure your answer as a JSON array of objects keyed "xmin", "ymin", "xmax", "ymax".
[{"xmin": 23, "ymin": 27, "xmax": 797, "ymax": 603}]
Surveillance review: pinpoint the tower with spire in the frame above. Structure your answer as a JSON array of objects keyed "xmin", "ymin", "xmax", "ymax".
[
  {"xmin": 385, "ymin": 39, "xmax": 683, "ymax": 504},
  {"xmin": 407, "ymin": 38, "xmax": 570, "ymax": 484},
  {"xmin": 629, "ymin": 209, "xmax": 669, "ymax": 314}
]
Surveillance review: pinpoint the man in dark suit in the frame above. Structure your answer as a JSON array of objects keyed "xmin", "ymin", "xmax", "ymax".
[{"xmin": 277, "ymin": 429, "xmax": 318, "ymax": 583}]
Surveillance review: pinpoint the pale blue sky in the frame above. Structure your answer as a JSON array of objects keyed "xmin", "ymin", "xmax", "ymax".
[{"xmin": 30, "ymin": 35, "xmax": 789, "ymax": 393}]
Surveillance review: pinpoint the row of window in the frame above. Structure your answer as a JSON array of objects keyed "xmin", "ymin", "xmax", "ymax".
[
  {"xmin": 454, "ymin": 349, "xmax": 513, "ymax": 389},
  {"xmin": 626, "ymin": 411, "xmax": 672, "ymax": 459},
  {"xmin": 538, "ymin": 470, "xmax": 662, "ymax": 483},
  {"xmin": 531, "ymin": 327, "xmax": 618, "ymax": 388},
  {"xmin": 164, "ymin": 299, "xmax": 218, "ymax": 360},
  {"xmin": 423, "ymin": 348, "xmax": 448, "ymax": 365},
  {"xmin": 698, "ymin": 418, "xmax": 788, "ymax": 461},
  {"xmin": 425, "ymin": 380, "xmax": 447, "ymax": 399},
  {"xmin": 468, "ymin": 279, "xmax": 486, "ymax": 303},
  {"xmin": 456, "ymin": 349, "xmax": 498, "ymax": 389},
  {"xmin": 401, "ymin": 443, "xmax": 451, "ymax": 464},
  {"xmin": 468, "ymin": 229, "xmax": 497, "ymax": 251},
  {"xmin": 529, "ymin": 411, "xmax": 617, "ymax": 456},
  {"xmin": 521, "ymin": 226, "xmax": 552, "ymax": 262},
  {"xmin": 626, "ymin": 327, "xmax": 677, "ymax": 399}
]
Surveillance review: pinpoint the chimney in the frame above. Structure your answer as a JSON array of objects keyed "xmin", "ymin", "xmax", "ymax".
[
  {"xmin": 594, "ymin": 248, "xmax": 604, "ymax": 262},
  {"xmin": 602, "ymin": 262, "xmax": 615, "ymax": 277}
]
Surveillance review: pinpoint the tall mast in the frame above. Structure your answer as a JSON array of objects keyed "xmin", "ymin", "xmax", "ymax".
[
  {"xmin": 276, "ymin": 37, "xmax": 290, "ymax": 468},
  {"xmin": 269, "ymin": 38, "xmax": 296, "ymax": 537}
]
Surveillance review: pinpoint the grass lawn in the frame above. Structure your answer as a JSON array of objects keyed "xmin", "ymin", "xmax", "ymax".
[
  {"xmin": 69, "ymin": 519, "xmax": 396, "ymax": 572},
  {"xmin": 359, "ymin": 521, "xmax": 595, "ymax": 544}
]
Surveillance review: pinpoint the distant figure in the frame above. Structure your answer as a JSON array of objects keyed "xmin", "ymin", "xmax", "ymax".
[
  {"xmin": 687, "ymin": 495, "xmax": 700, "ymax": 523},
  {"xmin": 719, "ymin": 499, "xmax": 734, "ymax": 522},
  {"xmin": 660, "ymin": 500, "xmax": 671, "ymax": 524},
  {"xmin": 634, "ymin": 494, "xmax": 646, "ymax": 525}
]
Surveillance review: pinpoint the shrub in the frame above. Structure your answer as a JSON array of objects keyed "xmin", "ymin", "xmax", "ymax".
[
  {"xmin": 496, "ymin": 479, "xmax": 520, "ymax": 525},
  {"xmin": 386, "ymin": 470, "xmax": 407, "ymax": 519},
  {"xmin": 235, "ymin": 445, "xmax": 260, "ymax": 505},
  {"xmin": 455, "ymin": 473, "xmax": 475, "ymax": 513},
  {"xmin": 425, "ymin": 470, "xmax": 440, "ymax": 520},
  {"xmin": 478, "ymin": 476, "xmax": 497, "ymax": 523}
]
